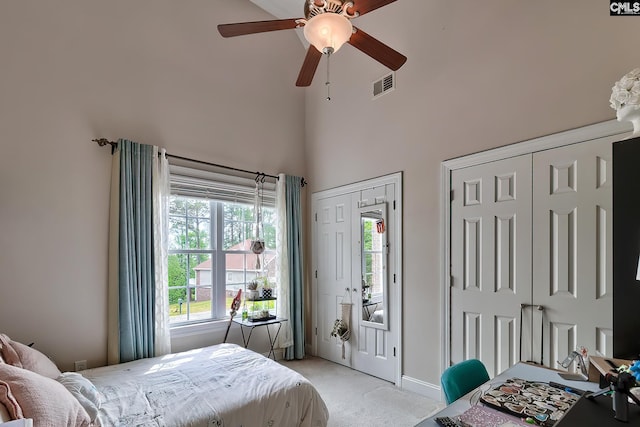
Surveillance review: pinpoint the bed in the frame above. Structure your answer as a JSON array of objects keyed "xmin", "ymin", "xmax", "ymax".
[{"xmin": 0, "ymin": 334, "xmax": 329, "ymax": 427}]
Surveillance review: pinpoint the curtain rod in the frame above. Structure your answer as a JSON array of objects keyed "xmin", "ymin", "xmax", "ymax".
[{"xmin": 93, "ymin": 138, "xmax": 307, "ymax": 187}]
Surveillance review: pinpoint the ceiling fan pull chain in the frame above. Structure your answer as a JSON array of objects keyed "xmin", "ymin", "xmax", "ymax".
[{"xmin": 325, "ymin": 50, "xmax": 331, "ymax": 101}]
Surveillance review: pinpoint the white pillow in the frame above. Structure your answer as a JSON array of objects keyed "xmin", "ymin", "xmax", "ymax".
[{"xmin": 56, "ymin": 372, "xmax": 101, "ymax": 423}]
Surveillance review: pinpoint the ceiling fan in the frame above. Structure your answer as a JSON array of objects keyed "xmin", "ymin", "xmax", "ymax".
[{"xmin": 218, "ymin": 0, "xmax": 407, "ymax": 87}]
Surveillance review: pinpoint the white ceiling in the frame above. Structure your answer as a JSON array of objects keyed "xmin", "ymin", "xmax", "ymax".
[
  {"xmin": 249, "ymin": 0, "xmax": 309, "ymax": 47},
  {"xmin": 249, "ymin": 0, "xmax": 302, "ymax": 19}
]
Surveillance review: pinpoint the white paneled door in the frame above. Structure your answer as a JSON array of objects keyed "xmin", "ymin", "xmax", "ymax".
[
  {"xmin": 450, "ymin": 137, "xmax": 613, "ymax": 376},
  {"xmin": 450, "ymin": 154, "xmax": 533, "ymax": 377},
  {"xmin": 315, "ymin": 193, "xmax": 353, "ymax": 366},
  {"xmin": 532, "ymin": 140, "xmax": 613, "ymax": 367},
  {"xmin": 351, "ymin": 185, "xmax": 397, "ymax": 383},
  {"xmin": 313, "ymin": 173, "xmax": 401, "ymax": 384}
]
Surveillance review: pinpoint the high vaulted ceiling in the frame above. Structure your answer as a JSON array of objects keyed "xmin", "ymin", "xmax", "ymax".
[
  {"xmin": 250, "ymin": 0, "xmax": 302, "ymax": 19},
  {"xmin": 249, "ymin": 0, "xmax": 309, "ymax": 46}
]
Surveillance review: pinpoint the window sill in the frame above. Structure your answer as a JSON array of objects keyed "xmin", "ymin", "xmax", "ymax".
[{"xmin": 170, "ymin": 319, "xmax": 229, "ymax": 338}]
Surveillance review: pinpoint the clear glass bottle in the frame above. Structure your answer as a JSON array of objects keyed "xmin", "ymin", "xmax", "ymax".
[{"xmin": 241, "ymin": 302, "xmax": 248, "ymax": 321}]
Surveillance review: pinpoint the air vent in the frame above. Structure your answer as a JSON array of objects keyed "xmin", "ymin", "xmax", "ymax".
[{"xmin": 372, "ymin": 72, "xmax": 395, "ymax": 100}]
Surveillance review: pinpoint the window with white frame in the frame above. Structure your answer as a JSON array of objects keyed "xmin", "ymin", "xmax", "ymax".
[{"xmin": 167, "ymin": 166, "xmax": 276, "ymax": 326}]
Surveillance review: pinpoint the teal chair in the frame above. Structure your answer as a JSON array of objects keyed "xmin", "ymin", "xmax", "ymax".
[{"xmin": 440, "ymin": 359, "xmax": 490, "ymax": 404}]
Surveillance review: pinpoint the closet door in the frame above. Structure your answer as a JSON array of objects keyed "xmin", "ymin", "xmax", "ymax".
[
  {"xmin": 312, "ymin": 173, "xmax": 402, "ymax": 383},
  {"xmin": 450, "ymin": 154, "xmax": 532, "ymax": 376},
  {"xmin": 351, "ymin": 185, "xmax": 397, "ymax": 383},
  {"xmin": 315, "ymin": 193, "xmax": 353, "ymax": 366},
  {"xmin": 532, "ymin": 138, "xmax": 613, "ymax": 367}
]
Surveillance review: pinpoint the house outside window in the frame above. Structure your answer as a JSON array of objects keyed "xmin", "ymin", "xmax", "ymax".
[{"xmin": 167, "ymin": 167, "xmax": 276, "ymax": 326}]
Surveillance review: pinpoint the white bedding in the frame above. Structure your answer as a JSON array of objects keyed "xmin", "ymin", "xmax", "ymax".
[{"xmin": 82, "ymin": 343, "xmax": 328, "ymax": 427}]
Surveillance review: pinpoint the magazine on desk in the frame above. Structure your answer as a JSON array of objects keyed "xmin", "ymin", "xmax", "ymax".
[
  {"xmin": 455, "ymin": 405, "xmax": 531, "ymax": 427},
  {"xmin": 476, "ymin": 378, "xmax": 580, "ymax": 426}
]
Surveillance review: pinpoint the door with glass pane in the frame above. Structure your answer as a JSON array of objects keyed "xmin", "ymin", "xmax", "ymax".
[{"xmin": 351, "ymin": 184, "xmax": 397, "ymax": 382}]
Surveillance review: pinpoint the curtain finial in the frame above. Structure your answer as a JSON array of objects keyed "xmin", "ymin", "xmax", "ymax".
[{"xmin": 92, "ymin": 138, "xmax": 117, "ymax": 147}]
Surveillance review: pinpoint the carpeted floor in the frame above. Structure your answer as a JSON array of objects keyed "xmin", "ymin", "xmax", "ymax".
[{"xmin": 281, "ymin": 356, "xmax": 444, "ymax": 427}]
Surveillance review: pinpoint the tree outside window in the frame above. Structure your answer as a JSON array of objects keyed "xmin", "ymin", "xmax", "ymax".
[{"xmin": 168, "ymin": 196, "xmax": 276, "ymax": 325}]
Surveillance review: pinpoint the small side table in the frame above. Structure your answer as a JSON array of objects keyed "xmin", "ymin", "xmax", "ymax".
[
  {"xmin": 230, "ymin": 317, "xmax": 287, "ymax": 360},
  {"xmin": 362, "ymin": 301, "xmax": 379, "ymax": 321}
]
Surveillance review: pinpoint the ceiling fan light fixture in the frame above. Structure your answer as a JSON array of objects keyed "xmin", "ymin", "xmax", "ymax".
[
  {"xmin": 218, "ymin": 0, "xmax": 406, "ymax": 87},
  {"xmin": 303, "ymin": 13, "xmax": 353, "ymax": 54}
]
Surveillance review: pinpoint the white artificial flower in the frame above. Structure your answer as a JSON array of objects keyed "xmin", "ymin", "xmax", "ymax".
[
  {"xmin": 611, "ymin": 88, "xmax": 630, "ymax": 109},
  {"xmin": 620, "ymin": 76, "xmax": 635, "ymax": 90},
  {"xmin": 628, "ymin": 68, "xmax": 640, "ymax": 79},
  {"xmin": 611, "ymin": 68, "xmax": 640, "ymax": 110}
]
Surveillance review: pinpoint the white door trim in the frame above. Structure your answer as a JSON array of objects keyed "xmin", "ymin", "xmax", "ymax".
[
  {"xmin": 440, "ymin": 119, "xmax": 631, "ymax": 375},
  {"xmin": 311, "ymin": 172, "xmax": 403, "ymax": 386}
]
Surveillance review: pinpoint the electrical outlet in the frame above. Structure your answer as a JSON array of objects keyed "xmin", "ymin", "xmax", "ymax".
[{"xmin": 74, "ymin": 360, "xmax": 87, "ymax": 371}]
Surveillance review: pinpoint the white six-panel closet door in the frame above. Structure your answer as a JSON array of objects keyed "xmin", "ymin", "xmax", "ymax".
[
  {"xmin": 450, "ymin": 137, "xmax": 613, "ymax": 377},
  {"xmin": 532, "ymin": 139, "xmax": 613, "ymax": 368},
  {"xmin": 450, "ymin": 154, "xmax": 533, "ymax": 377}
]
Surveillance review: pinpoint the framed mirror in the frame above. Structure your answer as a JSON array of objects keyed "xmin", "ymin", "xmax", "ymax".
[{"xmin": 359, "ymin": 202, "xmax": 388, "ymax": 330}]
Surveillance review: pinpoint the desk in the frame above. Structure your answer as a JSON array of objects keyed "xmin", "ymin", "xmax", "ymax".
[
  {"xmin": 231, "ymin": 317, "xmax": 287, "ymax": 360},
  {"xmin": 557, "ymin": 392, "xmax": 640, "ymax": 426},
  {"xmin": 416, "ymin": 362, "xmax": 602, "ymax": 427}
]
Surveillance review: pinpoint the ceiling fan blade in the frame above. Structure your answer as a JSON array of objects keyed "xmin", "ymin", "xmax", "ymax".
[
  {"xmin": 348, "ymin": 27, "xmax": 407, "ymax": 71},
  {"xmin": 296, "ymin": 46, "xmax": 323, "ymax": 87},
  {"xmin": 348, "ymin": 0, "xmax": 397, "ymax": 16},
  {"xmin": 218, "ymin": 19, "xmax": 300, "ymax": 38}
]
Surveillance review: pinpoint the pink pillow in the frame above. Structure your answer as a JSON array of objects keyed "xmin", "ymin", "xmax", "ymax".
[
  {"xmin": 0, "ymin": 400, "xmax": 10, "ymax": 422},
  {"xmin": 0, "ymin": 335, "xmax": 20, "ymax": 367},
  {"xmin": 0, "ymin": 334, "xmax": 60, "ymax": 379},
  {"xmin": 9, "ymin": 341, "xmax": 61, "ymax": 379},
  {"xmin": 0, "ymin": 364, "xmax": 91, "ymax": 426}
]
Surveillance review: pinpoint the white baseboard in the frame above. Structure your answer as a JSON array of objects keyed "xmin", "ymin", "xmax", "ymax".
[
  {"xmin": 303, "ymin": 346, "xmax": 443, "ymax": 402},
  {"xmin": 401, "ymin": 374, "xmax": 443, "ymax": 402}
]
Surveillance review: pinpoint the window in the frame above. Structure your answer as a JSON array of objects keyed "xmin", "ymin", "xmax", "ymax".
[{"xmin": 167, "ymin": 167, "xmax": 276, "ymax": 326}]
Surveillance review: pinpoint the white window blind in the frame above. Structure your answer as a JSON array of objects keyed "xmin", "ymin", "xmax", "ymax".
[{"xmin": 169, "ymin": 165, "xmax": 276, "ymax": 206}]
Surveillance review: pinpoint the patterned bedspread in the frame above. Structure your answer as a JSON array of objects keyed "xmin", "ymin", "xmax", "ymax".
[{"xmin": 82, "ymin": 343, "xmax": 329, "ymax": 427}]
